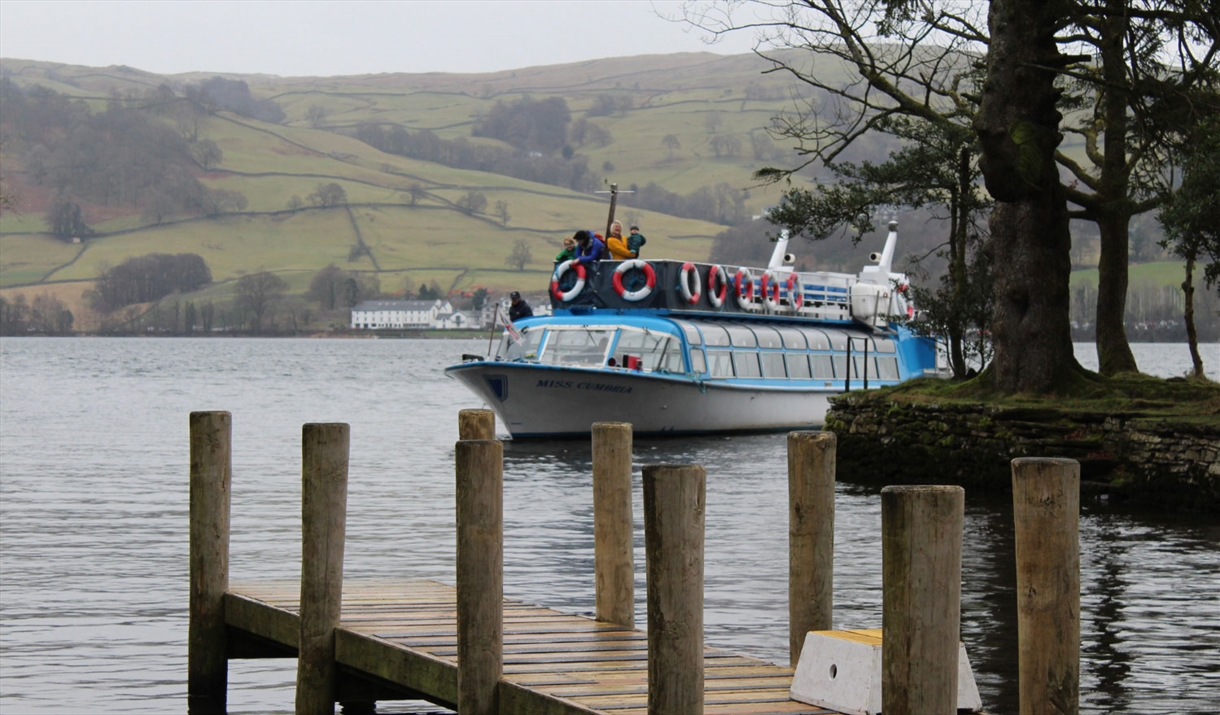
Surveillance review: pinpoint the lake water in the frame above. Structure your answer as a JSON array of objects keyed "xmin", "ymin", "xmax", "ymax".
[{"xmin": 1, "ymin": 338, "xmax": 1217, "ymax": 715}]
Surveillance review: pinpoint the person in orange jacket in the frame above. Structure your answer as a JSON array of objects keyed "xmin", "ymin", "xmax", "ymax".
[{"xmin": 605, "ymin": 220, "xmax": 637, "ymax": 260}]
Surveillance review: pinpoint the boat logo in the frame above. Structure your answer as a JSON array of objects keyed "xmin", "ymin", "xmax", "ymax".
[{"xmin": 483, "ymin": 374, "xmax": 509, "ymax": 402}]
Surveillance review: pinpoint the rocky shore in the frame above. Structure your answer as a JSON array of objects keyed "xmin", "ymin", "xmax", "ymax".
[{"xmin": 825, "ymin": 394, "xmax": 1220, "ymax": 513}]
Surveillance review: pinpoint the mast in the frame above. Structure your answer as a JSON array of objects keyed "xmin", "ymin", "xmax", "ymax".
[{"xmin": 605, "ymin": 183, "xmax": 618, "ymax": 238}]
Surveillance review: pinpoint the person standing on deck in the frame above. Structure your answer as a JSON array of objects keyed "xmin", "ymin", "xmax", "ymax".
[
  {"xmin": 555, "ymin": 236, "xmax": 577, "ymax": 264},
  {"xmin": 573, "ymin": 230, "xmax": 606, "ymax": 266},
  {"xmin": 627, "ymin": 225, "xmax": 647, "ymax": 256},
  {"xmin": 606, "ymin": 221, "xmax": 636, "ymax": 260},
  {"xmin": 508, "ymin": 291, "xmax": 533, "ymax": 322}
]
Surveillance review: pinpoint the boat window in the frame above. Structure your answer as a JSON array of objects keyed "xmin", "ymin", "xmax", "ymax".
[
  {"xmin": 707, "ymin": 350, "xmax": 734, "ymax": 378},
  {"xmin": 777, "ymin": 328, "xmax": 807, "ymax": 350},
  {"xmin": 811, "ymin": 354, "xmax": 834, "ymax": 379},
  {"xmin": 689, "ymin": 349, "xmax": 707, "ymax": 375},
  {"xmin": 833, "ymin": 354, "xmax": 879, "ymax": 379},
  {"xmin": 733, "ymin": 351, "xmax": 761, "ymax": 378},
  {"xmin": 616, "ymin": 328, "xmax": 682, "ymax": 373},
  {"xmin": 499, "ymin": 327, "xmax": 544, "ymax": 360},
  {"xmin": 539, "ymin": 328, "xmax": 616, "ymax": 367},
  {"xmin": 853, "ymin": 356, "xmax": 870, "ymax": 379},
  {"xmin": 825, "ymin": 330, "xmax": 849, "ymax": 351},
  {"xmin": 876, "ymin": 356, "xmax": 900, "ymax": 380},
  {"xmin": 760, "ymin": 352, "xmax": 786, "ymax": 378},
  {"xmin": 753, "ymin": 326, "xmax": 783, "ymax": 349},
  {"xmin": 832, "ymin": 355, "xmax": 844, "ymax": 378},
  {"xmin": 787, "ymin": 353, "xmax": 812, "ymax": 379},
  {"xmin": 678, "ymin": 322, "xmax": 702, "ymax": 346},
  {"xmin": 801, "ymin": 328, "xmax": 831, "ymax": 351},
  {"xmin": 701, "ymin": 324, "xmax": 731, "ymax": 347},
  {"xmin": 873, "ymin": 337, "xmax": 896, "ymax": 353},
  {"xmin": 656, "ymin": 338, "xmax": 685, "ymax": 373},
  {"xmin": 726, "ymin": 325, "xmax": 757, "ymax": 347}
]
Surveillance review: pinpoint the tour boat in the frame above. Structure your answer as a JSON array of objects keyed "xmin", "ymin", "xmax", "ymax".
[{"xmin": 445, "ymin": 223, "xmax": 941, "ymax": 438}]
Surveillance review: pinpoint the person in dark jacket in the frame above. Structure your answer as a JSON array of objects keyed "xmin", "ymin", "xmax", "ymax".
[
  {"xmin": 508, "ymin": 291, "xmax": 533, "ymax": 322},
  {"xmin": 573, "ymin": 229, "xmax": 606, "ymax": 266},
  {"xmin": 627, "ymin": 225, "xmax": 647, "ymax": 256}
]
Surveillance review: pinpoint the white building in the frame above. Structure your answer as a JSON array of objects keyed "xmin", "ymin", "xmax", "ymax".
[
  {"xmin": 435, "ymin": 310, "xmax": 479, "ymax": 329},
  {"xmin": 350, "ymin": 299, "xmax": 453, "ymax": 329}
]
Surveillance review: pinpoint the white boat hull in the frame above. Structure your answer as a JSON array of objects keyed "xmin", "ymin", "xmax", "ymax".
[{"xmin": 446, "ymin": 362, "xmax": 835, "ymax": 438}]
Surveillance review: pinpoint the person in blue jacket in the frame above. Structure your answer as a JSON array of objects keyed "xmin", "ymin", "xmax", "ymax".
[{"xmin": 573, "ymin": 229, "xmax": 606, "ymax": 266}]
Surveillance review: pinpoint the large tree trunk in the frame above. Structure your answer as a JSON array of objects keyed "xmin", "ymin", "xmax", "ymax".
[
  {"xmin": 986, "ymin": 195, "xmax": 1078, "ymax": 391},
  {"xmin": 1093, "ymin": 1, "xmax": 1139, "ymax": 376},
  {"xmin": 974, "ymin": 0, "xmax": 1080, "ymax": 393},
  {"xmin": 1095, "ymin": 211, "xmax": 1138, "ymax": 374}
]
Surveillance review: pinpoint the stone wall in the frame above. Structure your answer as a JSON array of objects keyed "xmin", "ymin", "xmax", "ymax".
[{"xmin": 825, "ymin": 396, "xmax": 1220, "ymax": 512}]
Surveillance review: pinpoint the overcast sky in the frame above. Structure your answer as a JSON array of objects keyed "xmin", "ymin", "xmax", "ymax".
[{"xmin": 0, "ymin": 0, "xmax": 760, "ymax": 77}]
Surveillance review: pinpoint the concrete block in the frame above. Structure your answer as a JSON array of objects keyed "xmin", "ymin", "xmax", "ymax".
[{"xmin": 789, "ymin": 629, "xmax": 982, "ymax": 715}]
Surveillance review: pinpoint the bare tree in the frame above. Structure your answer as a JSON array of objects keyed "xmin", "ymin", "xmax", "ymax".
[
  {"xmin": 506, "ymin": 239, "xmax": 532, "ymax": 271},
  {"xmin": 710, "ymin": 134, "xmax": 742, "ymax": 158},
  {"xmin": 305, "ymin": 104, "xmax": 328, "ymax": 128},
  {"xmin": 235, "ymin": 271, "xmax": 288, "ymax": 333},
  {"xmin": 405, "ymin": 183, "xmax": 427, "ymax": 206},
  {"xmin": 307, "ymin": 182, "xmax": 347, "ymax": 208},
  {"xmin": 661, "ymin": 134, "xmax": 681, "ymax": 160},
  {"xmin": 494, "ymin": 199, "xmax": 511, "ymax": 227},
  {"xmin": 457, "ymin": 190, "xmax": 488, "ymax": 215},
  {"xmin": 189, "ymin": 139, "xmax": 223, "ymax": 170}
]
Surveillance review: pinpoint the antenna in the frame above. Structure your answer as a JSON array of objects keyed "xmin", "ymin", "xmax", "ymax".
[{"xmin": 594, "ymin": 182, "xmax": 635, "ymax": 237}]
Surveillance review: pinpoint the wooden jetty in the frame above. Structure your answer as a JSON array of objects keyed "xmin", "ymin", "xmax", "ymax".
[
  {"xmin": 188, "ymin": 410, "xmax": 1082, "ymax": 715},
  {"xmin": 223, "ymin": 579, "xmax": 828, "ymax": 714}
]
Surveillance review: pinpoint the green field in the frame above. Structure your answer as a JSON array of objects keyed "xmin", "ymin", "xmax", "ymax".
[
  {"xmin": 0, "ymin": 52, "xmax": 1197, "ymax": 317},
  {"xmin": 0, "ymin": 53, "xmax": 780, "ymax": 298},
  {"xmin": 1070, "ymin": 261, "xmax": 1204, "ymax": 291}
]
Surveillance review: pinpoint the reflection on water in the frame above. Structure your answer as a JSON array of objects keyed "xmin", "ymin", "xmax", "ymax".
[{"xmin": 0, "ymin": 339, "xmax": 1217, "ymax": 715}]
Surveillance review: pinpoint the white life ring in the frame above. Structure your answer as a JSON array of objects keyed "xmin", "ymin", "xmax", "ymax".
[
  {"xmin": 706, "ymin": 264, "xmax": 729, "ymax": 309},
  {"xmin": 733, "ymin": 267, "xmax": 755, "ymax": 310},
  {"xmin": 613, "ymin": 259, "xmax": 656, "ymax": 301},
  {"xmin": 761, "ymin": 270, "xmax": 782, "ymax": 311},
  {"xmin": 786, "ymin": 272, "xmax": 804, "ymax": 312},
  {"xmin": 678, "ymin": 262, "xmax": 701, "ymax": 305},
  {"xmin": 550, "ymin": 260, "xmax": 587, "ymax": 302}
]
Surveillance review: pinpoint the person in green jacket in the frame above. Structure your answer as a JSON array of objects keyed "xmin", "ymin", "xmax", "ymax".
[
  {"xmin": 627, "ymin": 225, "xmax": 647, "ymax": 256},
  {"xmin": 554, "ymin": 236, "xmax": 577, "ymax": 263}
]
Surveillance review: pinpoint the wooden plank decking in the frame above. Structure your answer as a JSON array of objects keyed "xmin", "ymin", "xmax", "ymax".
[{"xmin": 225, "ymin": 579, "xmax": 838, "ymax": 714}]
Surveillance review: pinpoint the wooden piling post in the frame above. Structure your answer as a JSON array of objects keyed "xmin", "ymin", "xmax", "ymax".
[
  {"xmin": 458, "ymin": 408, "xmax": 496, "ymax": 440},
  {"xmin": 643, "ymin": 464, "xmax": 705, "ymax": 715},
  {"xmin": 592, "ymin": 421, "xmax": 635, "ymax": 628},
  {"xmin": 788, "ymin": 430, "xmax": 835, "ymax": 666},
  {"xmin": 188, "ymin": 411, "xmax": 232, "ymax": 715},
  {"xmin": 1012, "ymin": 458, "xmax": 1080, "ymax": 715},
  {"xmin": 295, "ymin": 423, "xmax": 350, "ymax": 715},
  {"xmin": 881, "ymin": 485, "xmax": 963, "ymax": 715},
  {"xmin": 456, "ymin": 439, "xmax": 504, "ymax": 715}
]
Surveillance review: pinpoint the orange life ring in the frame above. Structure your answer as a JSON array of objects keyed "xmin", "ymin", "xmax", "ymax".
[
  {"xmin": 733, "ymin": 267, "xmax": 755, "ymax": 310},
  {"xmin": 613, "ymin": 259, "xmax": 656, "ymax": 301},
  {"xmin": 550, "ymin": 260, "xmax": 587, "ymax": 302},
  {"xmin": 760, "ymin": 270, "xmax": 782, "ymax": 310},
  {"xmin": 786, "ymin": 273, "xmax": 804, "ymax": 311},
  {"xmin": 678, "ymin": 262, "xmax": 701, "ymax": 304},
  {"xmin": 707, "ymin": 265, "xmax": 729, "ymax": 309}
]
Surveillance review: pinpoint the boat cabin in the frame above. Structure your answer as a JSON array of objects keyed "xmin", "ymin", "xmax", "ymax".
[{"xmin": 499, "ymin": 315, "xmax": 933, "ymax": 388}]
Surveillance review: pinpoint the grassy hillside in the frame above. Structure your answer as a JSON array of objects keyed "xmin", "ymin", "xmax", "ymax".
[
  {"xmin": 0, "ymin": 53, "xmax": 809, "ymax": 307},
  {"xmin": 0, "ymin": 53, "xmax": 1199, "ymax": 337}
]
